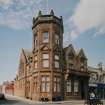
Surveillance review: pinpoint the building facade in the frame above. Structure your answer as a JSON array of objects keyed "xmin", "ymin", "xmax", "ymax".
[
  {"xmin": 2, "ymin": 81, "xmax": 14, "ymax": 95},
  {"xmin": 5, "ymin": 81, "xmax": 14, "ymax": 95},
  {"xmin": 88, "ymin": 65, "xmax": 105, "ymax": 99},
  {"xmin": 14, "ymin": 10, "xmax": 89, "ymax": 101},
  {"xmin": 0, "ymin": 85, "xmax": 2, "ymax": 93},
  {"xmin": 64, "ymin": 45, "xmax": 89, "ymax": 100}
]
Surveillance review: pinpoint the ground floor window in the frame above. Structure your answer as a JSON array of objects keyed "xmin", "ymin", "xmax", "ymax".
[
  {"xmin": 74, "ymin": 80, "xmax": 79, "ymax": 95},
  {"xmin": 41, "ymin": 76, "xmax": 50, "ymax": 92},
  {"xmin": 66, "ymin": 80, "xmax": 71, "ymax": 96},
  {"xmin": 54, "ymin": 77, "xmax": 61, "ymax": 92},
  {"xmin": 34, "ymin": 76, "xmax": 38, "ymax": 93}
]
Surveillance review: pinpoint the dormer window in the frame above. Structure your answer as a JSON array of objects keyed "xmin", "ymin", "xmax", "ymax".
[
  {"xmin": 80, "ymin": 58, "xmax": 87, "ymax": 67},
  {"xmin": 68, "ymin": 53, "xmax": 74, "ymax": 59},
  {"xmin": 42, "ymin": 32, "xmax": 49, "ymax": 43}
]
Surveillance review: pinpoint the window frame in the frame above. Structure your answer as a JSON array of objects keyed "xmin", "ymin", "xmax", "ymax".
[
  {"xmin": 34, "ymin": 55, "xmax": 38, "ymax": 69},
  {"xmin": 66, "ymin": 80, "xmax": 71, "ymax": 92},
  {"xmin": 41, "ymin": 75, "xmax": 50, "ymax": 93},
  {"xmin": 34, "ymin": 34, "xmax": 38, "ymax": 46},
  {"xmin": 54, "ymin": 54, "xmax": 60, "ymax": 69},
  {"xmin": 74, "ymin": 80, "xmax": 79, "ymax": 95},
  {"xmin": 55, "ymin": 33, "xmax": 59, "ymax": 45},
  {"xmin": 54, "ymin": 77, "xmax": 61, "ymax": 92},
  {"xmin": 42, "ymin": 53, "xmax": 49, "ymax": 68},
  {"xmin": 42, "ymin": 31, "xmax": 49, "ymax": 43}
]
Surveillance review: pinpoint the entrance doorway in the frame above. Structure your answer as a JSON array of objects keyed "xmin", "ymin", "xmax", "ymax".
[{"xmin": 81, "ymin": 80, "xmax": 85, "ymax": 99}]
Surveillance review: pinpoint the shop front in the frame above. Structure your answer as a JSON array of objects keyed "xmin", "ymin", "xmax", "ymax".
[{"xmin": 89, "ymin": 83, "xmax": 105, "ymax": 99}]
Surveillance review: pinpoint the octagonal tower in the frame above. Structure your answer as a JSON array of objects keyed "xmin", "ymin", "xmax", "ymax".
[{"xmin": 32, "ymin": 10, "xmax": 64, "ymax": 101}]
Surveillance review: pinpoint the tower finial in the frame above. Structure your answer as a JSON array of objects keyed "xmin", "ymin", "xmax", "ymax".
[
  {"xmin": 38, "ymin": 10, "xmax": 42, "ymax": 16},
  {"xmin": 50, "ymin": 9, "xmax": 54, "ymax": 15},
  {"xmin": 33, "ymin": 17, "xmax": 35, "ymax": 24},
  {"xmin": 46, "ymin": 0, "xmax": 48, "ymax": 14}
]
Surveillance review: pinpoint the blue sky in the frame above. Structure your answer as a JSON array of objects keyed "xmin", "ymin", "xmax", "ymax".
[{"xmin": 0, "ymin": 0, "xmax": 105, "ymax": 84}]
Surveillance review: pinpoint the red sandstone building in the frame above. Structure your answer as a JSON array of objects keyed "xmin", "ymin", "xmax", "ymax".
[
  {"xmin": 0, "ymin": 85, "xmax": 2, "ymax": 93},
  {"xmin": 3, "ymin": 81, "xmax": 14, "ymax": 95},
  {"xmin": 14, "ymin": 10, "xmax": 89, "ymax": 101}
]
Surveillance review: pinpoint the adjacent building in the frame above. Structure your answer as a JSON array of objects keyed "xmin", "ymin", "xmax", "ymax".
[
  {"xmin": 0, "ymin": 85, "xmax": 2, "ymax": 93},
  {"xmin": 2, "ymin": 81, "xmax": 14, "ymax": 95},
  {"xmin": 14, "ymin": 10, "xmax": 90, "ymax": 101},
  {"xmin": 88, "ymin": 65, "xmax": 105, "ymax": 99}
]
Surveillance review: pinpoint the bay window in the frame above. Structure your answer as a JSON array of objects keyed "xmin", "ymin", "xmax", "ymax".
[
  {"xmin": 54, "ymin": 77, "xmax": 60, "ymax": 92},
  {"xmin": 54, "ymin": 55, "xmax": 59, "ymax": 68},
  {"xmin": 42, "ymin": 53, "xmax": 49, "ymax": 68},
  {"xmin": 41, "ymin": 76, "xmax": 50, "ymax": 92}
]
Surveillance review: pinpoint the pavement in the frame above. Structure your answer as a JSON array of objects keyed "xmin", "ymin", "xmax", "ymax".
[
  {"xmin": 0, "ymin": 94, "xmax": 105, "ymax": 105},
  {"xmin": 5, "ymin": 95, "xmax": 85, "ymax": 105}
]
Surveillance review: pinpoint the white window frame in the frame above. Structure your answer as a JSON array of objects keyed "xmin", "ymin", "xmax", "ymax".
[
  {"xmin": 66, "ymin": 80, "xmax": 71, "ymax": 92},
  {"xmin": 74, "ymin": 80, "xmax": 79, "ymax": 93}
]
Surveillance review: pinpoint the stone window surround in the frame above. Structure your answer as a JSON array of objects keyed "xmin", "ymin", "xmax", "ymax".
[
  {"xmin": 41, "ymin": 75, "xmax": 50, "ymax": 92},
  {"xmin": 54, "ymin": 76, "xmax": 61, "ymax": 92},
  {"xmin": 42, "ymin": 31, "xmax": 49, "ymax": 43},
  {"xmin": 42, "ymin": 53, "xmax": 49, "ymax": 68},
  {"xmin": 55, "ymin": 33, "xmax": 60, "ymax": 45},
  {"xmin": 34, "ymin": 34, "xmax": 38, "ymax": 46},
  {"xmin": 34, "ymin": 55, "xmax": 38, "ymax": 69},
  {"xmin": 54, "ymin": 54, "xmax": 60, "ymax": 69}
]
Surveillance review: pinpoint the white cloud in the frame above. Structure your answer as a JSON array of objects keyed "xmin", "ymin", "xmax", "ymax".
[
  {"xmin": 0, "ymin": 0, "xmax": 43, "ymax": 29},
  {"xmin": 0, "ymin": 0, "xmax": 13, "ymax": 9},
  {"xmin": 69, "ymin": 0, "xmax": 105, "ymax": 40}
]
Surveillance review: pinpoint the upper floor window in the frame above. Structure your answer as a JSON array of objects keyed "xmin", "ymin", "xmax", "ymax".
[
  {"xmin": 55, "ymin": 34, "xmax": 59, "ymax": 45},
  {"xmin": 55, "ymin": 55, "xmax": 59, "ymax": 60},
  {"xmin": 34, "ymin": 35, "xmax": 38, "ymax": 46},
  {"xmin": 55, "ymin": 61, "xmax": 59, "ymax": 68},
  {"xmin": 68, "ymin": 53, "xmax": 74, "ymax": 60},
  {"xmin": 34, "ymin": 55, "xmax": 38, "ymax": 69},
  {"xmin": 42, "ymin": 32, "xmax": 49, "ymax": 43},
  {"xmin": 34, "ymin": 62, "xmax": 38, "ymax": 69},
  {"xmin": 42, "ymin": 53, "xmax": 49, "ymax": 68},
  {"xmin": 54, "ymin": 54, "xmax": 60, "ymax": 68}
]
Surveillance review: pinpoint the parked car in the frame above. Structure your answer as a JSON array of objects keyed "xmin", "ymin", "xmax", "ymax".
[{"xmin": 0, "ymin": 93, "xmax": 5, "ymax": 99}]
